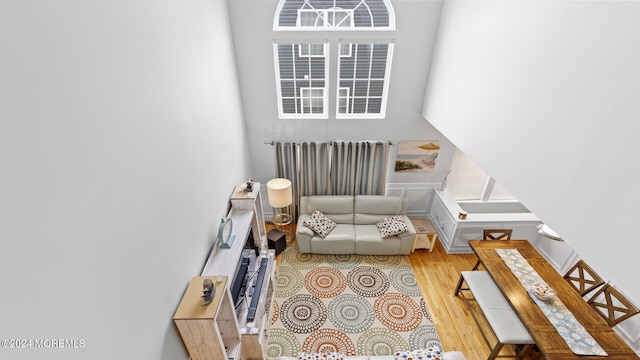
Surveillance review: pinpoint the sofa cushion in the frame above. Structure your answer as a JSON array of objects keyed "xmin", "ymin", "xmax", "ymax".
[
  {"xmin": 303, "ymin": 210, "xmax": 337, "ymax": 238},
  {"xmin": 303, "ymin": 195, "xmax": 354, "ymax": 224},
  {"xmin": 354, "ymin": 195, "xmax": 404, "ymax": 224},
  {"xmin": 376, "ymin": 216, "xmax": 409, "ymax": 237},
  {"xmin": 311, "ymin": 223, "xmax": 356, "ymax": 254},
  {"xmin": 354, "ymin": 225, "xmax": 402, "ymax": 255}
]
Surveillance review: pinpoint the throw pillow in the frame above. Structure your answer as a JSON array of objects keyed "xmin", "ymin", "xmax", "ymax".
[
  {"xmin": 395, "ymin": 346, "xmax": 443, "ymax": 360},
  {"xmin": 298, "ymin": 351, "xmax": 344, "ymax": 360},
  {"xmin": 303, "ymin": 210, "xmax": 337, "ymax": 238},
  {"xmin": 376, "ymin": 215, "xmax": 409, "ymax": 238}
]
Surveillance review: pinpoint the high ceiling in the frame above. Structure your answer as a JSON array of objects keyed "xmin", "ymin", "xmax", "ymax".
[{"xmin": 227, "ymin": 0, "xmax": 444, "ymax": 178}]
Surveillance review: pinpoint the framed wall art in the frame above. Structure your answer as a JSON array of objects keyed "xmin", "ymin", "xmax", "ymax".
[{"xmin": 395, "ymin": 141, "xmax": 440, "ymax": 172}]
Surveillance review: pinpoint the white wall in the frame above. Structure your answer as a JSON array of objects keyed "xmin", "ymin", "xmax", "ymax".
[
  {"xmin": 0, "ymin": 1, "xmax": 250, "ymax": 359},
  {"xmin": 228, "ymin": 0, "xmax": 454, "ymax": 187},
  {"xmin": 424, "ymin": 0, "xmax": 640, "ymax": 346}
]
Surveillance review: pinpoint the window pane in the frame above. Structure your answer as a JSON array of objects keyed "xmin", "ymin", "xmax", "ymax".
[
  {"xmin": 340, "ymin": 63, "xmax": 355, "ymax": 78},
  {"xmin": 370, "ymin": 61, "xmax": 386, "ymax": 79},
  {"xmin": 330, "ymin": 10, "xmax": 352, "ymax": 27},
  {"xmin": 355, "ymin": 62, "xmax": 370, "ymax": 78},
  {"xmin": 301, "ymin": 88, "xmax": 324, "ymax": 114},
  {"xmin": 354, "ymin": 81, "xmax": 368, "ymax": 96},
  {"xmin": 367, "ymin": 98, "xmax": 381, "ymax": 113},
  {"xmin": 311, "ymin": 98, "xmax": 323, "ymax": 113},
  {"xmin": 310, "ymin": 61, "xmax": 325, "ymax": 78},
  {"xmin": 282, "ymin": 98, "xmax": 296, "ymax": 114},
  {"xmin": 369, "ymin": 80, "xmax": 383, "ymax": 96},
  {"xmin": 280, "ymin": 81, "xmax": 295, "ymax": 97},
  {"xmin": 300, "ymin": 43, "xmax": 325, "ymax": 57},
  {"xmin": 340, "ymin": 43, "xmax": 352, "ymax": 57},
  {"xmin": 352, "ymin": 98, "xmax": 366, "ymax": 113},
  {"xmin": 309, "ymin": 43, "xmax": 324, "ymax": 55},
  {"xmin": 299, "ymin": 10, "xmax": 322, "ymax": 27}
]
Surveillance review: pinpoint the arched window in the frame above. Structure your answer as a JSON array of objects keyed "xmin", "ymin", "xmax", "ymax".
[
  {"xmin": 274, "ymin": 0, "xmax": 395, "ymax": 31},
  {"xmin": 273, "ymin": 0, "xmax": 395, "ymax": 119}
]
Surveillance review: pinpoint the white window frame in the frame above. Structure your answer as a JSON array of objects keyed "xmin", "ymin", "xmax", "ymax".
[
  {"xmin": 337, "ymin": 87, "xmax": 350, "ymax": 114},
  {"xmin": 299, "ymin": 43, "xmax": 325, "ymax": 58},
  {"xmin": 273, "ymin": 42, "xmax": 329, "ymax": 119},
  {"xmin": 297, "ymin": 9, "xmax": 354, "ymax": 28},
  {"xmin": 300, "ymin": 88, "xmax": 325, "ymax": 114},
  {"xmin": 335, "ymin": 42, "xmax": 394, "ymax": 119}
]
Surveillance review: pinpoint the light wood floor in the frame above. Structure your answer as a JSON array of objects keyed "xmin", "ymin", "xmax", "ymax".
[
  {"xmin": 408, "ymin": 238, "xmax": 538, "ymax": 359},
  {"xmin": 268, "ymin": 223, "xmax": 539, "ymax": 359}
]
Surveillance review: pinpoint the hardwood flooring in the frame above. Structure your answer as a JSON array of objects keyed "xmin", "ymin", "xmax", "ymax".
[{"xmin": 267, "ymin": 223, "xmax": 539, "ymax": 359}]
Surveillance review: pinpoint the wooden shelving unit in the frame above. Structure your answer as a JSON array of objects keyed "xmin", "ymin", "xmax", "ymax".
[
  {"xmin": 230, "ymin": 182, "xmax": 267, "ymax": 250},
  {"xmin": 174, "ymin": 276, "xmax": 243, "ymax": 360},
  {"xmin": 176, "ymin": 182, "xmax": 275, "ymax": 360}
]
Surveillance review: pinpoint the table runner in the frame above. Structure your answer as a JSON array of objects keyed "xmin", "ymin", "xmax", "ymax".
[{"xmin": 495, "ymin": 249, "xmax": 607, "ymax": 356}]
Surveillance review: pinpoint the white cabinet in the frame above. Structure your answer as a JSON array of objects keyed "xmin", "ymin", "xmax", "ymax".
[{"xmin": 429, "ymin": 190, "xmax": 542, "ymax": 254}]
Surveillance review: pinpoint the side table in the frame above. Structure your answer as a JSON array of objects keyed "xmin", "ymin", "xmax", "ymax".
[
  {"xmin": 267, "ymin": 229, "xmax": 287, "ymax": 255},
  {"xmin": 410, "ymin": 218, "xmax": 438, "ymax": 252}
]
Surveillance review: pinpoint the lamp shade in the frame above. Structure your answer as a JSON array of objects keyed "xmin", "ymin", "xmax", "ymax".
[{"xmin": 267, "ymin": 178, "xmax": 292, "ymax": 208}]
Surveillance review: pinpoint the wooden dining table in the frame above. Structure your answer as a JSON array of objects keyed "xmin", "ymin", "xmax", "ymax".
[{"xmin": 469, "ymin": 239, "xmax": 639, "ymax": 359}]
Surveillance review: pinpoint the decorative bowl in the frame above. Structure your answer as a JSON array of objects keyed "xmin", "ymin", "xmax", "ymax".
[{"xmin": 531, "ymin": 282, "xmax": 556, "ymax": 301}]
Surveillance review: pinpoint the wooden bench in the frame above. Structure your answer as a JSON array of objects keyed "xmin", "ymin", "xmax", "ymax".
[{"xmin": 454, "ymin": 271, "xmax": 535, "ymax": 360}]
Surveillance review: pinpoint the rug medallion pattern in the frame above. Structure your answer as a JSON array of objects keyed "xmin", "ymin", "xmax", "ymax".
[{"xmin": 266, "ymin": 245, "xmax": 442, "ymax": 359}]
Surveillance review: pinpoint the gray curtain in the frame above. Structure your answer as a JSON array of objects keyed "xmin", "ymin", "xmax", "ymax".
[
  {"xmin": 331, "ymin": 141, "xmax": 389, "ymax": 195},
  {"xmin": 274, "ymin": 141, "xmax": 390, "ymax": 218},
  {"xmin": 274, "ymin": 142, "xmax": 300, "ymax": 220}
]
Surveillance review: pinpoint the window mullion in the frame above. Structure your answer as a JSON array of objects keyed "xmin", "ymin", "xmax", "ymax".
[
  {"xmin": 366, "ymin": 44, "xmax": 374, "ymax": 114},
  {"xmin": 350, "ymin": 44, "xmax": 357, "ymax": 114},
  {"xmin": 292, "ymin": 44, "xmax": 299, "ymax": 114},
  {"xmin": 325, "ymin": 41, "xmax": 336, "ymax": 117}
]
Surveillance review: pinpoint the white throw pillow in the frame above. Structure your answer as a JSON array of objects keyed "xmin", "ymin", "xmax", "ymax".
[
  {"xmin": 303, "ymin": 210, "xmax": 337, "ymax": 238},
  {"xmin": 376, "ymin": 215, "xmax": 409, "ymax": 238}
]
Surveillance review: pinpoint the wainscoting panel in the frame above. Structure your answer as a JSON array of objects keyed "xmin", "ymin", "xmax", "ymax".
[
  {"xmin": 531, "ymin": 236, "xmax": 580, "ymax": 274},
  {"xmin": 385, "ymin": 182, "xmax": 436, "ymax": 218}
]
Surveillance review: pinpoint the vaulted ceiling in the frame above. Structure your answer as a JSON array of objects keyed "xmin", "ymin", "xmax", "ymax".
[{"xmin": 227, "ymin": 0, "xmax": 640, "ymax": 311}]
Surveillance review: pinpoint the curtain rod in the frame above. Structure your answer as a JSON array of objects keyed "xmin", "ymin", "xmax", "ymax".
[{"xmin": 265, "ymin": 140, "xmax": 394, "ymax": 145}]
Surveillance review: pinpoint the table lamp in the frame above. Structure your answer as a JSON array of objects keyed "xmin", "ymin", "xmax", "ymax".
[{"xmin": 267, "ymin": 178, "xmax": 293, "ymax": 230}]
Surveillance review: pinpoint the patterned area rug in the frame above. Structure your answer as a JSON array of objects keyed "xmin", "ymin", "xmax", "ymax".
[{"xmin": 266, "ymin": 245, "xmax": 442, "ymax": 359}]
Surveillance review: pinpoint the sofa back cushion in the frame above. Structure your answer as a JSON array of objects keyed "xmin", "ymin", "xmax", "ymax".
[
  {"xmin": 354, "ymin": 195, "xmax": 404, "ymax": 224},
  {"xmin": 300, "ymin": 195, "xmax": 354, "ymax": 224}
]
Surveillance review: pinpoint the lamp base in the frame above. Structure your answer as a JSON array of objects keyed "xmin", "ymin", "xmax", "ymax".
[{"xmin": 272, "ymin": 212, "xmax": 292, "ymax": 226}]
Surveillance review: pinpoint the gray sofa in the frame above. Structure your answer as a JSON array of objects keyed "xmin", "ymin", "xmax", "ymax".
[{"xmin": 295, "ymin": 195, "xmax": 416, "ymax": 255}]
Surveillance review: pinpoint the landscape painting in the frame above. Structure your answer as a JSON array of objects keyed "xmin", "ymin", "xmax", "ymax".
[{"xmin": 395, "ymin": 141, "xmax": 440, "ymax": 172}]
